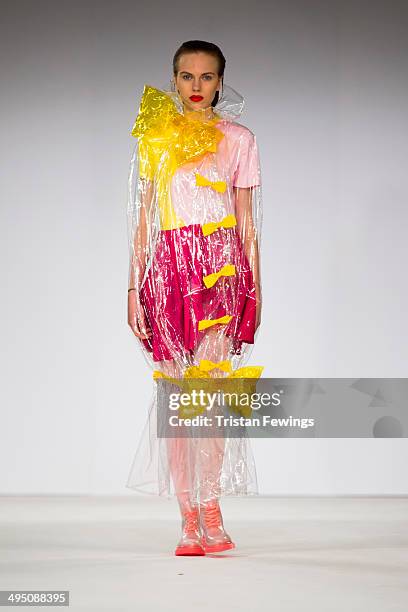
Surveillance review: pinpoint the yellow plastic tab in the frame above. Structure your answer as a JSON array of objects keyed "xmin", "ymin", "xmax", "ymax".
[
  {"xmin": 195, "ymin": 173, "xmax": 227, "ymax": 193},
  {"xmin": 201, "ymin": 214, "xmax": 237, "ymax": 237},
  {"xmin": 203, "ymin": 263, "xmax": 236, "ymax": 289},
  {"xmin": 198, "ymin": 314, "xmax": 233, "ymax": 331},
  {"xmin": 199, "ymin": 359, "xmax": 233, "ymax": 373}
]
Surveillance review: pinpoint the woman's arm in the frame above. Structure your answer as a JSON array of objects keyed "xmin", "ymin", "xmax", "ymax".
[
  {"xmin": 128, "ymin": 177, "xmax": 155, "ymax": 290},
  {"xmin": 234, "ymin": 185, "xmax": 262, "ymax": 330},
  {"xmin": 128, "ymin": 177, "xmax": 155, "ymax": 339}
]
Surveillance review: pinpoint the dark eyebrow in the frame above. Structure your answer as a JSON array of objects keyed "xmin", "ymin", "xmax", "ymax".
[{"xmin": 179, "ymin": 71, "xmax": 216, "ymax": 76}]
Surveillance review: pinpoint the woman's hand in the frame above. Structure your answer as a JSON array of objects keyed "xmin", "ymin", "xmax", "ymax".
[{"xmin": 127, "ymin": 290, "xmax": 152, "ymax": 340}]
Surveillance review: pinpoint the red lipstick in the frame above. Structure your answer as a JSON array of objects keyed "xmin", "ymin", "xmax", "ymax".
[{"xmin": 190, "ymin": 95, "xmax": 203, "ymax": 102}]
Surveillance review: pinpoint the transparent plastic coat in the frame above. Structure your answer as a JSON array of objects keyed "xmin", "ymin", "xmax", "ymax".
[{"xmin": 126, "ymin": 82, "xmax": 263, "ymax": 504}]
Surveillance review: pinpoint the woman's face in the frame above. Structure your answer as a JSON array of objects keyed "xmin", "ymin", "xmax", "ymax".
[{"xmin": 174, "ymin": 52, "xmax": 221, "ymax": 114}]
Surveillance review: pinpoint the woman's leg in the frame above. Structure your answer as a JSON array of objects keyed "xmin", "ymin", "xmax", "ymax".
[
  {"xmin": 192, "ymin": 327, "xmax": 232, "ymax": 502},
  {"xmin": 159, "ymin": 357, "xmax": 195, "ymax": 504},
  {"xmin": 191, "ymin": 327, "xmax": 236, "ymax": 552},
  {"xmin": 159, "ymin": 357, "xmax": 205, "ymax": 554}
]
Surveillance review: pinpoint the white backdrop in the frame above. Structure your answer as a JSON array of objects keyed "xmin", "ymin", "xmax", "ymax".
[{"xmin": 1, "ymin": 0, "xmax": 407, "ymax": 494}]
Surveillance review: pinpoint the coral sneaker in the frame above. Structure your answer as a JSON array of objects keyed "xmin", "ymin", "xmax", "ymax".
[
  {"xmin": 200, "ymin": 498, "xmax": 236, "ymax": 553},
  {"xmin": 175, "ymin": 505, "xmax": 206, "ymax": 556}
]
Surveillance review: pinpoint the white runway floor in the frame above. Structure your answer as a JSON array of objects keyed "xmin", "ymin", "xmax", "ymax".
[{"xmin": 0, "ymin": 495, "xmax": 407, "ymax": 611}]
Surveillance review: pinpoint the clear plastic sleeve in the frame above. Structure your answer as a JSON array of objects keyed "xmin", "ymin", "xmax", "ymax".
[{"xmin": 126, "ymin": 82, "xmax": 263, "ymax": 503}]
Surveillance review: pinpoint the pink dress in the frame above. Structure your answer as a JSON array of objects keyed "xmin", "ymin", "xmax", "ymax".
[{"xmin": 138, "ymin": 120, "xmax": 261, "ymax": 362}]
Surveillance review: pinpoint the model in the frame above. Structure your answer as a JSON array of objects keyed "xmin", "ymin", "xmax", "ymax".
[{"xmin": 126, "ymin": 40, "xmax": 263, "ymax": 556}]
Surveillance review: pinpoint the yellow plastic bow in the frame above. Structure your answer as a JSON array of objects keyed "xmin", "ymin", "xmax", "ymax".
[
  {"xmin": 198, "ymin": 314, "xmax": 233, "ymax": 331},
  {"xmin": 195, "ymin": 173, "xmax": 227, "ymax": 193},
  {"xmin": 184, "ymin": 359, "xmax": 232, "ymax": 378},
  {"xmin": 182, "ymin": 363, "xmax": 265, "ymax": 418},
  {"xmin": 201, "ymin": 214, "xmax": 237, "ymax": 237},
  {"xmin": 131, "ymin": 85, "xmax": 225, "ymax": 231},
  {"xmin": 153, "ymin": 359, "xmax": 233, "ymax": 382},
  {"xmin": 202, "ymin": 263, "xmax": 236, "ymax": 289},
  {"xmin": 197, "ymin": 359, "xmax": 233, "ymax": 374},
  {"xmin": 152, "ymin": 362, "xmax": 264, "ymax": 419}
]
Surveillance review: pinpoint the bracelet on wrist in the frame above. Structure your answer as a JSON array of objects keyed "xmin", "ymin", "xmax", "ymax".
[{"xmin": 128, "ymin": 288, "xmax": 136, "ymax": 293}]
